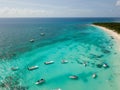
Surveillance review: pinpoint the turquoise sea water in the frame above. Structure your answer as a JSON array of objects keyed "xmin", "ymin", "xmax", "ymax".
[{"xmin": 0, "ymin": 18, "xmax": 120, "ymax": 90}]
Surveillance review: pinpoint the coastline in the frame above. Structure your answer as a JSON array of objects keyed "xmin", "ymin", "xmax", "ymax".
[
  {"xmin": 92, "ymin": 24, "xmax": 120, "ymax": 90},
  {"xmin": 91, "ymin": 24, "xmax": 120, "ymax": 43}
]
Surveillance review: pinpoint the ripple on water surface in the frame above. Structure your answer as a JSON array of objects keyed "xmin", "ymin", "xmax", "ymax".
[{"xmin": 0, "ymin": 25, "xmax": 119, "ymax": 90}]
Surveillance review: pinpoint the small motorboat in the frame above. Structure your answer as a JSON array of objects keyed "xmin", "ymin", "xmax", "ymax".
[
  {"xmin": 55, "ymin": 88, "xmax": 62, "ymax": 90},
  {"xmin": 92, "ymin": 73, "xmax": 97, "ymax": 79},
  {"xmin": 61, "ymin": 60, "xmax": 68, "ymax": 64},
  {"xmin": 28, "ymin": 66, "xmax": 39, "ymax": 70},
  {"xmin": 103, "ymin": 63, "xmax": 109, "ymax": 68},
  {"xmin": 29, "ymin": 39, "xmax": 34, "ymax": 42},
  {"xmin": 11, "ymin": 67, "xmax": 19, "ymax": 71},
  {"xmin": 44, "ymin": 61, "xmax": 54, "ymax": 65},
  {"xmin": 40, "ymin": 33, "xmax": 45, "ymax": 36},
  {"xmin": 69, "ymin": 75, "xmax": 78, "ymax": 79},
  {"xmin": 35, "ymin": 79, "xmax": 45, "ymax": 85},
  {"xmin": 83, "ymin": 62, "xmax": 87, "ymax": 67}
]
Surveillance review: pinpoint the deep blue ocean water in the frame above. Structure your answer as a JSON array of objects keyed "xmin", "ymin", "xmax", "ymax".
[{"xmin": 0, "ymin": 18, "xmax": 120, "ymax": 90}]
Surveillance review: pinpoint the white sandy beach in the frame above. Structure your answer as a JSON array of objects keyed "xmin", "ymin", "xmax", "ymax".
[
  {"xmin": 92, "ymin": 24, "xmax": 120, "ymax": 90},
  {"xmin": 92, "ymin": 25, "xmax": 120, "ymax": 51},
  {"xmin": 92, "ymin": 25, "xmax": 120, "ymax": 40}
]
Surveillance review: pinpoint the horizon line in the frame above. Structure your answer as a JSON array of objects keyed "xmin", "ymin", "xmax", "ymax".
[{"xmin": 0, "ymin": 17, "xmax": 120, "ymax": 19}]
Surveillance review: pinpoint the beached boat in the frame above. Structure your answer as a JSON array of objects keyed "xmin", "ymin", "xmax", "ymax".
[
  {"xmin": 69, "ymin": 75, "xmax": 78, "ymax": 79},
  {"xmin": 61, "ymin": 60, "xmax": 68, "ymax": 64},
  {"xmin": 92, "ymin": 73, "xmax": 97, "ymax": 78},
  {"xmin": 35, "ymin": 79, "xmax": 45, "ymax": 85},
  {"xmin": 11, "ymin": 67, "xmax": 19, "ymax": 71},
  {"xmin": 28, "ymin": 66, "xmax": 39, "ymax": 70},
  {"xmin": 44, "ymin": 61, "xmax": 54, "ymax": 65}
]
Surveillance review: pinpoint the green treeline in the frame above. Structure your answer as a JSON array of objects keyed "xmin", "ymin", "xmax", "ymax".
[{"xmin": 93, "ymin": 23, "xmax": 120, "ymax": 33}]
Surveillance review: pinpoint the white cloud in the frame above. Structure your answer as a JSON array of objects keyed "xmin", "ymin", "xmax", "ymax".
[
  {"xmin": 0, "ymin": 7, "xmax": 93, "ymax": 17},
  {"xmin": 116, "ymin": 0, "xmax": 120, "ymax": 6},
  {"xmin": 56, "ymin": 8, "xmax": 92, "ymax": 17},
  {"xmin": 0, "ymin": 0, "xmax": 94, "ymax": 17},
  {"xmin": 0, "ymin": 7, "xmax": 52, "ymax": 17}
]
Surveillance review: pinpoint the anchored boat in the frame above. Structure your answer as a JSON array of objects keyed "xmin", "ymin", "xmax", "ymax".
[
  {"xmin": 69, "ymin": 75, "xmax": 78, "ymax": 79},
  {"xmin": 61, "ymin": 60, "xmax": 68, "ymax": 64},
  {"xmin": 92, "ymin": 73, "xmax": 97, "ymax": 79},
  {"xmin": 28, "ymin": 66, "xmax": 39, "ymax": 70},
  {"xmin": 44, "ymin": 61, "xmax": 54, "ymax": 65},
  {"xmin": 11, "ymin": 67, "xmax": 19, "ymax": 71},
  {"xmin": 40, "ymin": 33, "xmax": 45, "ymax": 36},
  {"xmin": 35, "ymin": 79, "xmax": 45, "ymax": 85},
  {"xmin": 29, "ymin": 39, "xmax": 35, "ymax": 42}
]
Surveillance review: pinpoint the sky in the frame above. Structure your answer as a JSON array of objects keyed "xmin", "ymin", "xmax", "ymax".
[{"xmin": 0, "ymin": 0, "xmax": 120, "ymax": 17}]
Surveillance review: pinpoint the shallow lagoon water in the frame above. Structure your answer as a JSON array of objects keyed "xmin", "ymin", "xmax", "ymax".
[{"xmin": 0, "ymin": 18, "xmax": 120, "ymax": 90}]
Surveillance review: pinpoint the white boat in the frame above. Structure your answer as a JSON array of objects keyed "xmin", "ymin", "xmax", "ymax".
[
  {"xmin": 83, "ymin": 62, "xmax": 87, "ymax": 67},
  {"xmin": 61, "ymin": 60, "xmax": 68, "ymax": 64},
  {"xmin": 29, "ymin": 39, "xmax": 34, "ymax": 42},
  {"xmin": 11, "ymin": 67, "xmax": 19, "ymax": 71},
  {"xmin": 103, "ymin": 63, "xmax": 109, "ymax": 68},
  {"xmin": 92, "ymin": 73, "xmax": 97, "ymax": 78},
  {"xmin": 28, "ymin": 66, "xmax": 39, "ymax": 70},
  {"xmin": 69, "ymin": 75, "xmax": 78, "ymax": 79},
  {"xmin": 55, "ymin": 88, "xmax": 62, "ymax": 90},
  {"xmin": 35, "ymin": 79, "xmax": 45, "ymax": 85},
  {"xmin": 40, "ymin": 33, "xmax": 45, "ymax": 36},
  {"xmin": 44, "ymin": 61, "xmax": 54, "ymax": 65}
]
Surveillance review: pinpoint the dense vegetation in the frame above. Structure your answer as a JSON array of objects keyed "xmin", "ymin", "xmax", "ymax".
[{"xmin": 93, "ymin": 22, "xmax": 120, "ymax": 33}]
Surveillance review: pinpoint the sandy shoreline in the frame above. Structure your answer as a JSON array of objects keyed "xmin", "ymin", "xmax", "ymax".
[
  {"xmin": 91, "ymin": 24, "xmax": 120, "ymax": 52},
  {"xmin": 92, "ymin": 24, "xmax": 120, "ymax": 90},
  {"xmin": 92, "ymin": 24, "xmax": 120, "ymax": 51}
]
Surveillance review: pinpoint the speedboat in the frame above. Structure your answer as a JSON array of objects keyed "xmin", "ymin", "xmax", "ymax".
[
  {"xmin": 11, "ymin": 67, "xmax": 19, "ymax": 71},
  {"xmin": 83, "ymin": 62, "xmax": 87, "ymax": 67},
  {"xmin": 69, "ymin": 75, "xmax": 78, "ymax": 79},
  {"xmin": 35, "ymin": 79, "xmax": 45, "ymax": 85},
  {"xmin": 61, "ymin": 60, "xmax": 68, "ymax": 64},
  {"xmin": 44, "ymin": 61, "xmax": 54, "ymax": 65},
  {"xmin": 92, "ymin": 73, "xmax": 97, "ymax": 79},
  {"xmin": 40, "ymin": 33, "xmax": 45, "ymax": 36},
  {"xmin": 103, "ymin": 63, "xmax": 109, "ymax": 68},
  {"xmin": 29, "ymin": 39, "xmax": 34, "ymax": 42},
  {"xmin": 28, "ymin": 66, "xmax": 39, "ymax": 70}
]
